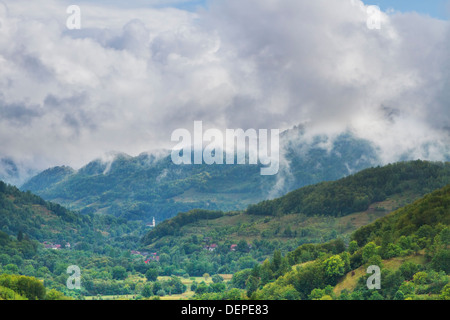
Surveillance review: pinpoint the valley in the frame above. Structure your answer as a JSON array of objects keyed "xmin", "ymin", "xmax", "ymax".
[{"xmin": 0, "ymin": 160, "xmax": 449, "ymax": 301}]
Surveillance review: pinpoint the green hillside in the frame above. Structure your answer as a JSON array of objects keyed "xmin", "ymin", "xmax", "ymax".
[
  {"xmin": 141, "ymin": 160, "xmax": 450, "ymax": 247},
  {"xmin": 21, "ymin": 130, "xmax": 379, "ymax": 222},
  {"xmin": 0, "ymin": 180, "xmax": 148, "ymax": 251},
  {"xmin": 196, "ymin": 184, "xmax": 450, "ymax": 300}
]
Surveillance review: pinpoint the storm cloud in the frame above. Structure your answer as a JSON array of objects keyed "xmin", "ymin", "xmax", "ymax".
[{"xmin": 0, "ymin": 0, "xmax": 449, "ymax": 184}]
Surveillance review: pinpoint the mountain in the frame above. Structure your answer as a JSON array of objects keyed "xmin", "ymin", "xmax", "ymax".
[
  {"xmin": 0, "ymin": 180, "xmax": 147, "ymax": 251},
  {"xmin": 250, "ymin": 183, "xmax": 450, "ymax": 300},
  {"xmin": 141, "ymin": 160, "xmax": 450, "ymax": 247},
  {"xmin": 0, "ymin": 180, "xmax": 148, "ymax": 299},
  {"xmin": 21, "ymin": 128, "xmax": 380, "ymax": 222}
]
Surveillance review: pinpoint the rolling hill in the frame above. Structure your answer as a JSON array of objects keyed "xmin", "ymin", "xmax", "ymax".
[
  {"xmin": 250, "ymin": 183, "xmax": 450, "ymax": 300},
  {"xmin": 141, "ymin": 160, "xmax": 450, "ymax": 247},
  {"xmin": 0, "ymin": 180, "xmax": 147, "ymax": 251}
]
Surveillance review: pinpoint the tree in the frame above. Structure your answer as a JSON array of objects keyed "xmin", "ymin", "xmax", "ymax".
[
  {"xmin": 399, "ymin": 281, "xmax": 415, "ymax": 297},
  {"xmin": 323, "ymin": 255, "xmax": 346, "ymax": 283},
  {"xmin": 3, "ymin": 264, "xmax": 19, "ymax": 274},
  {"xmin": 245, "ymin": 275, "xmax": 259, "ymax": 298},
  {"xmin": 431, "ymin": 249, "xmax": 450, "ymax": 273},
  {"xmin": 362, "ymin": 242, "xmax": 377, "ymax": 264},
  {"xmin": 152, "ymin": 281, "xmax": 162, "ymax": 295},
  {"xmin": 195, "ymin": 282, "xmax": 208, "ymax": 295},
  {"xmin": 212, "ymin": 274, "xmax": 224, "ymax": 283},
  {"xmin": 348, "ymin": 241, "xmax": 358, "ymax": 254},
  {"xmin": 45, "ymin": 289, "xmax": 70, "ymax": 300},
  {"xmin": 393, "ymin": 290, "xmax": 405, "ymax": 300},
  {"xmin": 439, "ymin": 227, "xmax": 450, "ymax": 245},
  {"xmin": 0, "ymin": 274, "xmax": 46, "ymax": 300},
  {"xmin": 368, "ymin": 291, "xmax": 384, "ymax": 300},
  {"xmin": 142, "ymin": 284, "xmax": 153, "ymax": 298},
  {"xmin": 367, "ymin": 255, "xmax": 383, "ymax": 269},
  {"xmin": 309, "ymin": 288, "xmax": 326, "ymax": 300},
  {"xmin": 259, "ymin": 259, "xmax": 274, "ymax": 286},
  {"xmin": 412, "ymin": 272, "xmax": 428, "ymax": 285},
  {"xmin": 145, "ymin": 268, "xmax": 158, "ymax": 282},
  {"xmin": 232, "ymin": 269, "xmax": 252, "ymax": 289},
  {"xmin": 271, "ymin": 250, "xmax": 282, "ymax": 274},
  {"xmin": 399, "ymin": 262, "xmax": 420, "ymax": 280},
  {"xmin": 237, "ymin": 240, "xmax": 249, "ymax": 253},
  {"xmin": 440, "ymin": 284, "xmax": 450, "ymax": 300},
  {"xmin": 112, "ymin": 266, "xmax": 127, "ymax": 280}
]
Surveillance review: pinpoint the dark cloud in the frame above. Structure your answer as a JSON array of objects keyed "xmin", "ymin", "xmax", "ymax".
[{"xmin": 0, "ymin": 99, "xmax": 42, "ymax": 125}]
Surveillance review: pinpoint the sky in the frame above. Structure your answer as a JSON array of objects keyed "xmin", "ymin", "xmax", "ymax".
[
  {"xmin": 0, "ymin": 0, "xmax": 449, "ymax": 183},
  {"xmin": 370, "ymin": 0, "xmax": 450, "ymax": 20}
]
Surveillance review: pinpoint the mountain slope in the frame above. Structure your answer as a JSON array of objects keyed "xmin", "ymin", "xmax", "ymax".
[
  {"xmin": 141, "ymin": 160, "xmax": 450, "ymax": 247},
  {"xmin": 246, "ymin": 160, "xmax": 450, "ymax": 217},
  {"xmin": 248, "ymin": 184, "xmax": 450, "ymax": 300},
  {"xmin": 0, "ymin": 180, "xmax": 147, "ymax": 250},
  {"xmin": 21, "ymin": 129, "xmax": 380, "ymax": 222}
]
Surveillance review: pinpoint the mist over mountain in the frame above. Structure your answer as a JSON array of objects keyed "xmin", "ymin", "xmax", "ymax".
[
  {"xmin": 21, "ymin": 127, "xmax": 380, "ymax": 222},
  {"xmin": 0, "ymin": 157, "xmax": 38, "ymax": 187}
]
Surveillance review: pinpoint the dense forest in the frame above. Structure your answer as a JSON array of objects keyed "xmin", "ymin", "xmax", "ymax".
[{"xmin": 246, "ymin": 160, "xmax": 450, "ymax": 216}]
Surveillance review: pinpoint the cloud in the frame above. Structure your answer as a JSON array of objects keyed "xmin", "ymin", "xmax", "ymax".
[{"xmin": 0, "ymin": 0, "xmax": 449, "ymax": 184}]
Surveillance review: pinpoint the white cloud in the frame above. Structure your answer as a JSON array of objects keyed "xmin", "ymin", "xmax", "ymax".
[{"xmin": 0, "ymin": 0, "xmax": 449, "ymax": 184}]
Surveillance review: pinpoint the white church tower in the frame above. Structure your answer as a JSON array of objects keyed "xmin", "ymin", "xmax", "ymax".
[{"xmin": 146, "ymin": 217, "xmax": 156, "ymax": 227}]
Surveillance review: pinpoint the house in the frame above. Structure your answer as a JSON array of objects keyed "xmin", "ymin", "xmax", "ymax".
[
  {"xmin": 43, "ymin": 242, "xmax": 62, "ymax": 250},
  {"xmin": 204, "ymin": 244, "xmax": 217, "ymax": 252},
  {"xmin": 230, "ymin": 244, "xmax": 237, "ymax": 251},
  {"xmin": 145, "ymin": 255, "xmax": 160, "ymax": 263},
  {"xmin": 203, "ymin": 243, "xmax": 218, "ymax": 252}
]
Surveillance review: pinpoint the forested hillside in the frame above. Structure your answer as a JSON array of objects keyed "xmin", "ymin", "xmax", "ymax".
[
  {"xmin": 141, "ymin": 160, "xmax": 450, "ymax": 246},
  {"xmin": 194, "ymin": 184, "xmax": 450, "ymax": 300},
  {"xmin": 0, "ymin": 180, "xmax": 148, "ymax": 251},
  {"xmin": 21, "ymin": 130, "xmax": 379, "ymax": 222},
  {"xmin": 246, "ymin": 160, "xmax": 450, "ymax": 216}
]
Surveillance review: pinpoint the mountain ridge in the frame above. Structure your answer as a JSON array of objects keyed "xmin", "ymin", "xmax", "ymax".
[{"xmin": 21, "ymin": 129, "xmax": 380, "ymax": 222}]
